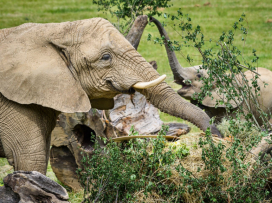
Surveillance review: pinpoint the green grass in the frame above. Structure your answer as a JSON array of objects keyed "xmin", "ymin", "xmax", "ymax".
[
  {"xmin": 1, "ymin": 0, "xmax": 272, "ymax": 201},
  {"xmin": 0, "ymin": 158, "xmax": 12, "ymax": 186}
]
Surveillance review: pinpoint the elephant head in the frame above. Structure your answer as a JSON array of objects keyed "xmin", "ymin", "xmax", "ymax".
[
  {"xmin": 150, "ymin": 16, "xmax": 243, "ymax": 122},
  {"xmin": 0, "ymin": 18, "xmax": 221, "ymax": 136}
]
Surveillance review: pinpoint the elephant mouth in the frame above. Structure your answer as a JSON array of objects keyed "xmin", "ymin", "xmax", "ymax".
[
  {"xmin": 175, "ymin": 79, "xmax": 192, "ymax": 91},
  {"xmin": 106, "ymin": 75, "xmax": 166, "ymax": 94},
  {"xmin": 107, "ymin": 80, "xmax": 136, "ymax": 94},
  {"xmin": 72, "ymin": 124, "xmax": 96, "ymax": 153}
]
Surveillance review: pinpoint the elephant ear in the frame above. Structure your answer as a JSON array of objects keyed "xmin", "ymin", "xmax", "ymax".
[
  {"xmin": 0, "ymin": 23, "xmax": 91, "ymax": 113},
  {"xmin": 201, "ymin": 88, "xmax": 242, "ymax": 109}
]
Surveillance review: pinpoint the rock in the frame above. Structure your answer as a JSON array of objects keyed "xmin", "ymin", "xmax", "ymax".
[
  {"xmin": 109, "ymin": 92, "xmax": 191, "ymax": 136},
  {"xmin": 0, "ymin": 186, "xmax": 20, "ymax": 203},
  {"xmin": 165, "ymin": 122, "xmax": 190, "ymax": 136},
  {"xmin": 109, "ymin": 92, "xmax": 163, "ymax": 136},
  {"xmin": 50, "ymin": 89, "xmax": 190, "ymax": 190},
  {"xmin": 0, "ymin": 171, "xmax": 69, "ymax": 203}
]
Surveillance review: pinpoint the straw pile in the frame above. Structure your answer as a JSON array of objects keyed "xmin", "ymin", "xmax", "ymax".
[{"xmin": 133, "ymin": 132, "xmax": 271, "ymax": 203}]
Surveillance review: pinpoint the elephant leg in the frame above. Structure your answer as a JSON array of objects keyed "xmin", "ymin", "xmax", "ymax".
[
  {"xmin": 0, "ymin": 94, "xmax": 58, "ymax": 174},
  {"xmin": 0, "ymin": 139, "xmax": 5, "ymax": 158}
]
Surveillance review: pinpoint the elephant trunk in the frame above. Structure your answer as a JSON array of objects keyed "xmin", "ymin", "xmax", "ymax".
[
  {"xmin": 149, "ymin": 16, "xmax": 185, "ymax": 81},
  {"xmin": 137, "ymin": 82, "xmax": 222, "ymax": 136}
]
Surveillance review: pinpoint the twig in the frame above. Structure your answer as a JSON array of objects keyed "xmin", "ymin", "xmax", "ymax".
[
  {"xmin": 217, "ymin": 55, "xmax": 260, "ymax": 76},
  {"xmin": 115, "ymin": 190, "xmax": 119, "ymax": 203}
]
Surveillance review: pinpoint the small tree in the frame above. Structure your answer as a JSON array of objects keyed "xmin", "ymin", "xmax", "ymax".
[{"xmin": 93, "ymin": 0, "xmax": 172, "ymax": 34}]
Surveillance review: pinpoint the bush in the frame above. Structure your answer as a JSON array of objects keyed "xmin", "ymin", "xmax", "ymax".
[
  {"xmin": 77, "ymin": 125, "xmax": 190, "ymax": 202},
  {"xmin": 147, "ymin": 13, "xmax": 272, "ymax": 201},
  {"xmin": 77, "ymin": 125, "xmax": 272, "ymax": 202}
]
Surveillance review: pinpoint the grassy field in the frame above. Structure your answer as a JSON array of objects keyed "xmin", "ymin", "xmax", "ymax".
[{"xmin": 0, "ymin": 0, "xmax": 272, "ymax": 201}]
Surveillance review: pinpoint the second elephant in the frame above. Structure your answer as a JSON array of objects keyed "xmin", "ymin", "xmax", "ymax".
[{"xmin": 151, "ymin": 16, "xmax": 272, "ymax": 125}]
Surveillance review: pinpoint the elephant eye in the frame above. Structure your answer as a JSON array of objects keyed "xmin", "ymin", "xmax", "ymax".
[{"xmin": 101, "ymin": 54, "xmax": 111, "ymax": 60}]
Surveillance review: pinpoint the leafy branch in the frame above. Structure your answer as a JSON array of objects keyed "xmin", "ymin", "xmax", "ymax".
[{"xmin": 93, "ymin": 0, "xmax": 172, "ymax": 34}]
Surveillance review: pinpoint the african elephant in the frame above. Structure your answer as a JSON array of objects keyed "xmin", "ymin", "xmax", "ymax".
[
  {"xmin": 151, "ymin": 17, "xmax": 272, "ymax": 124},
  {"xmin": 0, "ymin": 18, "xmax": 221, "ymax": 174}
]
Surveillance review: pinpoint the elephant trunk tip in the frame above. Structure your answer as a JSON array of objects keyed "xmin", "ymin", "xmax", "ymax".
[
  {"xmin": 149, "ymin": 16, "xmax": 155, "ymax": 22},
  {"xmin": 149, "ymin": 16, "xmax": 160, "ymax": 26},
  {"xmin": 210, "ymin": 124, "xmax": 223, "ymax": 138}
]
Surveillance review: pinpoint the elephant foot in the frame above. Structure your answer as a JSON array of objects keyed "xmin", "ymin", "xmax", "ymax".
[
  {"xmin": 210, "ymin": 124, "xmax": 223, "ymax": 138},
  {"xmin": 164, "ymin": 123, "xmax": 191, "ymax": 136}
]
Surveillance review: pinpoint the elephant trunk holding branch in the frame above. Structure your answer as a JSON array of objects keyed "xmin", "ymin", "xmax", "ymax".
[
  {"xmin": 150, "ymin": 16, "xmax": 272, "ymax": 125},
  {"xmin": 0, "ymin": 18, "xmax": 221, "ymax": 174}
]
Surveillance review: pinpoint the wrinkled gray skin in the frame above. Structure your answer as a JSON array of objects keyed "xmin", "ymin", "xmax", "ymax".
[
  {"xmin": 0, "ymin": 18, "xmax": 221, "ymax": 174},
  {"xmin": 151, "ymin": 17, "xmax": 272, "ymax": 124}
]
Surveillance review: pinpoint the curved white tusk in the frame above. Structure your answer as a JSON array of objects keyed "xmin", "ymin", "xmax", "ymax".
[{"xmin": 132, "ymin": 74, "xmax": 166, "ymax": 89}]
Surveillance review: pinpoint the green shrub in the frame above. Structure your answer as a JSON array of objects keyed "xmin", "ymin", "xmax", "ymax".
[
  {"xmin": 77, "ymin": 125, "xmax": 190, "ymax": 202},
  {"xmin": 217, "ymin": 118, "xmax": 263, "ymax": 148},
  {"xmin": 77, "ymin": 125, "xmax": 272, "ymax": 202},
  {"xmin": 147, "ymin": 12, "xmax": 272, "ymax": 201}
]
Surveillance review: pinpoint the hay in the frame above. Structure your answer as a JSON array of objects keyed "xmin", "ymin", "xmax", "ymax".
[
  {"xmin": 217, "ymin": 118, "xmax": 262, "ymax": 146},
  {"xmin": 134, "ymin": 132, "xmax": 268, "ymax": 202}
]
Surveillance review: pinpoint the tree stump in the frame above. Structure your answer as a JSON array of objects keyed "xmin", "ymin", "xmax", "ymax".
[{"xmin": 50, "ymin": 110, "xmax": 110, "ymax": 191}]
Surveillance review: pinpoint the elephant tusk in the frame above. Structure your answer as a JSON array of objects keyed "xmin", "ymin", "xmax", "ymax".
[{"xmin": 132, "ymin": 75, "xmax": 166, "ymax": 89}]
